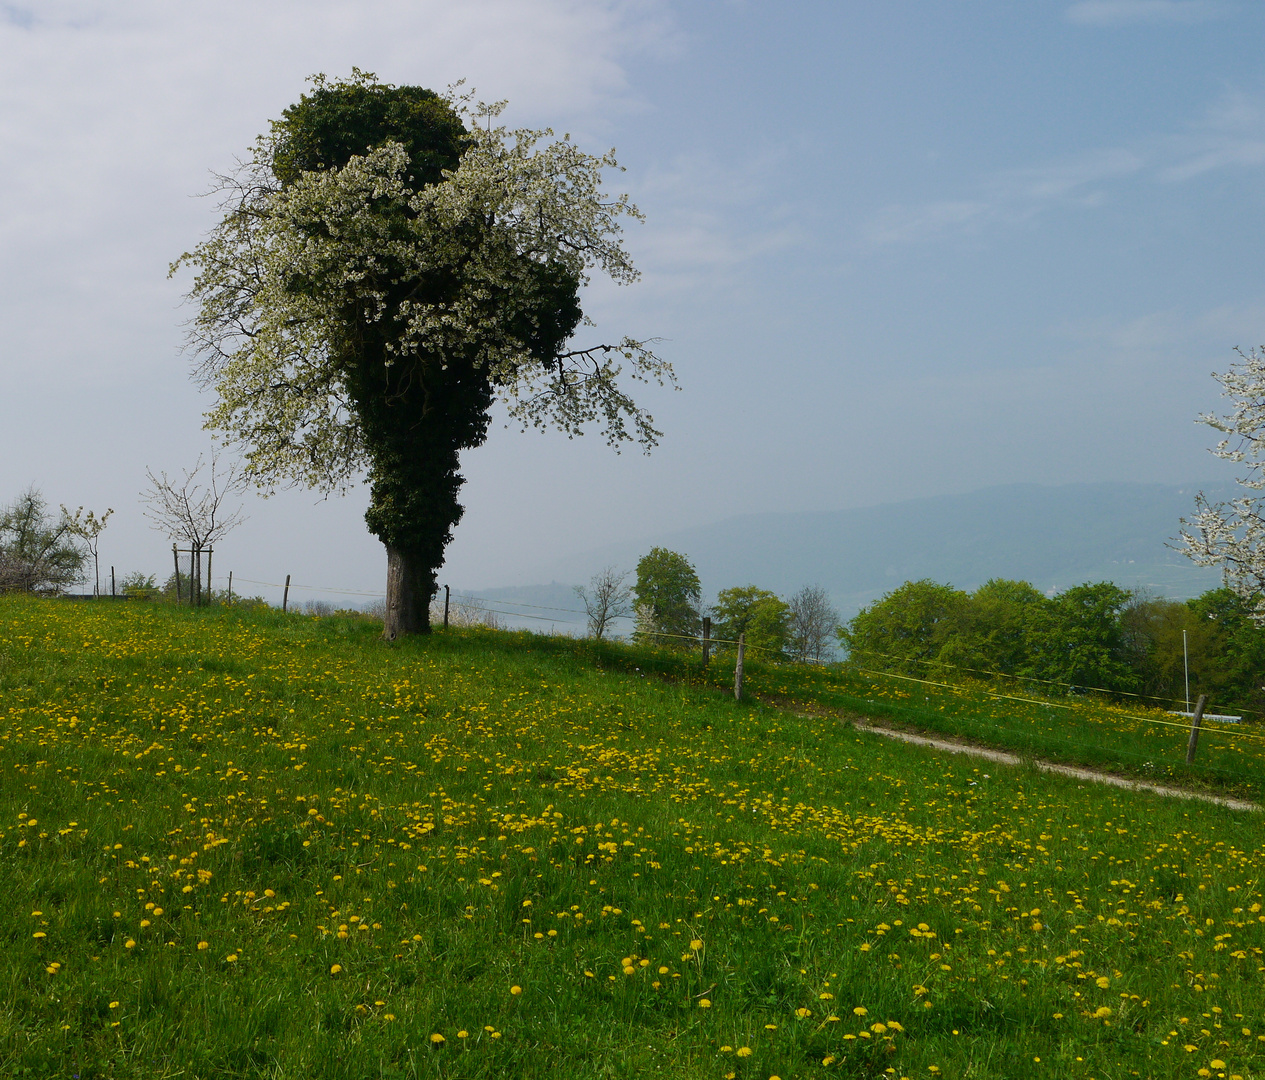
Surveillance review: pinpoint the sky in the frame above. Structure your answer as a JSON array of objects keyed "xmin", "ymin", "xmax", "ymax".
[{"xmin": 3, "ymin": 0, "xmax": 1264, "ymax": 606}]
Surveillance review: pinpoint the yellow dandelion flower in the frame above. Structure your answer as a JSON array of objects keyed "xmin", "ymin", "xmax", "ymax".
[
  {"xmin": 510, "ymin": 985, "xmax": 522, "ymax": 995},
  {"xmin": 1211, "ymin": 1062, "xmax": 1227, "ymax": 1071},
  {"xmin": 795, "ymin": 1007, "xmax": 812, "ymax": 1018},
  {"xmin": 108, "ymin": 1001, "xmax": 119, "ymax": 1009},
  {"xmin": 698, "ymin": 998, "xmax": 712, "ymax": 1008},
  {"xmin": 457, "ymin": 1031, "xmax": 468, "ymax": 1039},
  {"xmin": 124, "ymin": 939, "xmax": 135, "ymax": 949},
  {"xmin": 853, "ymin": 1006, "xmax": 867, "ymax": 1016},
  {"xmin": 329, "ymin": 964, "xmax": 342, "ymax": 975},
  {"xmin": 197, "ymin": 941, "xmax": 209, "ymax": 950},
  {"xmin": 1096, "ymin": 976, "xmax": 1110, "ymax": 989},
  {"xmin": 736, "ymin": 1047, "xmax": 753, "ymax": 1058},
  {"xmin": 430, "ymin": 1033, "xmax": 445, "ymax": 1045}
]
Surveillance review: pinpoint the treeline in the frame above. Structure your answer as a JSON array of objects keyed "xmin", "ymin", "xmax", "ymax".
[
  {"xmin": 576, "ymin": 548, "xmax": 840, "ymax": 662},
  {"xmin": 840, "ymin": 578, "xmax": 1265, "ymax": 718}
]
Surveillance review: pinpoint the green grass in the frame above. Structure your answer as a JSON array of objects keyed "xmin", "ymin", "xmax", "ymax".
[
  {"xmin": 686, "ymin": 654, "xmax": 1265, "ymax": 802},
  {"xmin": 2, "ymin": 595, "xmax": 1265, "ymax": 1079}
]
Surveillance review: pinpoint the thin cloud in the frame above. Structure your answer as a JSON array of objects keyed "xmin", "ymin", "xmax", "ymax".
[
  {"xmin": 864, "ymin": 88, "xmax": 1264, "ymax": 248},
  {"xmin": 0, "ymin": 5, "xmax": 33, "ymax": 28},
  {"xmin": 863, "ymin": 200, "xmax": 989, "ymax": 247},
  {"xmin": 1066, "ymin": 1, "xmax": 1229, "ymax": 26},
  {"xmin": 625, "ymin": 149, "xmax": 807, "ymax": 298},
  {"xmin": 1160, "ymin": 89, "xmax": 1265, "ymax": 180}
]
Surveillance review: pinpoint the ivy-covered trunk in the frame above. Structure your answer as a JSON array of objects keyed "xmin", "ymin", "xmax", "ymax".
[{"xmin": 354, "ymin": 345, "xmax": 493, "ymax": 639}]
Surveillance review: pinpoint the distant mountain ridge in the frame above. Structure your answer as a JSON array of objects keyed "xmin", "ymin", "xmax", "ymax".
[{"xmin": 468, "ymin": 481, "xmax": 1235, "ymax": 625}]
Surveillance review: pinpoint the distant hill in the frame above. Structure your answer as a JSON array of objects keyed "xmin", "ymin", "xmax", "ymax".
[{"xmin": 463, "ymin": 481, "xmax": 1235, "ymax": 628}]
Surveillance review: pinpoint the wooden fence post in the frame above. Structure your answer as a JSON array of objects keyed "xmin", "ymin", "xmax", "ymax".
[
  {"xmin": 173, "ymin": 545, "xmax": 181, "ymax": 604},
  {"xmin": 444, "ymin": 585, "xmax": 450, "ymax": 629},
  {"xmin": 206, "ymin": 547, "xmax": 213, "ymax": 605},
  {"xmin": 1185, "ymin": 694, "xmax": 1208, "ymax": 765},
  {"xmin": 111, "ymin": 566, "xmax": 115, "ymax": 598},
  {"xmin": 734, "ymin": 632, "xmax": 745, "ymax": 701},
  {"xmin": 701, "ymin": 616, "xmax": 711, "ymax": 669},
  {"xmin": 282, "ymin": 574, "xmax": 291, "ymax": 613},
  {"xmin": 227, "ymin": 571, "xmax": 233, "ymax": 604}
]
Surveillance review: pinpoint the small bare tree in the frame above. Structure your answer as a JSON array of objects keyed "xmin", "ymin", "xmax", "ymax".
[
  {"xmin": 786, "ymin": 584, "xmax": 839, "ymax": 663},
  {"xmin": 575, "ymin": 566, "xmax": 634, "ymax": 640},
  {"xmin": 141, "ymin": 455, "xmax": 246, "ymax": 605},
  {"xmin": 63, "ymin": 506, "xmax": 113, "ymax": 597}
]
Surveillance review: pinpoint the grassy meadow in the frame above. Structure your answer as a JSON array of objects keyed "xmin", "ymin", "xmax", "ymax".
[
  {"xmin": 708, "ymin": 658, "xmax": 1265, "ymax": 801},
  {"xmin": 2, "ymin": 596, "xmax": 1265, "ymax": 1079}
]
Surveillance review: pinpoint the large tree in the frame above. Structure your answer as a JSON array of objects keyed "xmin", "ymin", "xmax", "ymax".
[
  {"xmin": 712, "ymin": 585, "xmax": 789, "ymax": 659},
  {"xmin": 632, "ymin": 547, "xmax": 701, "ymax": 643},
  {"xmin": 175, "ymin": 73, "xmax": 672, "ymax": 637}
]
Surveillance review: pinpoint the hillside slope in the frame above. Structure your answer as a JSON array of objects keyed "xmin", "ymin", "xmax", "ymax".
[{"xmin": 2, "ymin": 598, "xmax": 1264, "ymax": 1079}]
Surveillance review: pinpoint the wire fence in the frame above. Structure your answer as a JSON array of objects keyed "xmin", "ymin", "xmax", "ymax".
[
  {"xmin": 846, "ymin": 645, "xmax": 1261, "ymax": 725},
  {"xmin": 842, "ymin": 664, "xmax": 1265, "ymax": 746}
]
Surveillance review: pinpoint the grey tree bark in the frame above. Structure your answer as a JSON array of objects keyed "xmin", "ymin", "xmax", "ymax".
[{"xmin": 383, "ymin": 545, "xmax": 433, "ymax": 640}]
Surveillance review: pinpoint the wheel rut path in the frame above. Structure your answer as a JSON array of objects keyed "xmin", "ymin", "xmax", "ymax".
[{"xmin": 846, "ymin": 718, "xmax": 1259, "ymax": 812}]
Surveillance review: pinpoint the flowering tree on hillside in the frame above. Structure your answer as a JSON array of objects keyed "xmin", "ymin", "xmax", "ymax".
[{"xmin": 174, "ymin": 72, "xmax": 672, "ymax": 638}]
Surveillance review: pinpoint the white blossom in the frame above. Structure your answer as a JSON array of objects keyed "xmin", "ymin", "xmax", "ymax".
[
  {"xmin": 172, "ymin": 88, "xmax": 674, "ymax": 495},
  {"xmin": 1176, "ymin": 345, "xmax": 1265, "ymax": 618}
]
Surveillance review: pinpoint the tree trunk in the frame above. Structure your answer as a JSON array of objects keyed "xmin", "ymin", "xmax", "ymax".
[{"xmin": 383, "ymin": 545, "xmax": 433, "ymax": 640}]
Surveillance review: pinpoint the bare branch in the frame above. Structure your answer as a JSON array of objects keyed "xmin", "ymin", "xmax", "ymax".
[{"xmin": 140, "ymin": 454, "xmax": 248, "ymax": 549}]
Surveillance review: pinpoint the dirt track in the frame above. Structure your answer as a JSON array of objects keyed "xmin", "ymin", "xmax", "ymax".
[{"xmin": 850, "ymin": 719, "xmax": 1260, "ymax": 812}]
